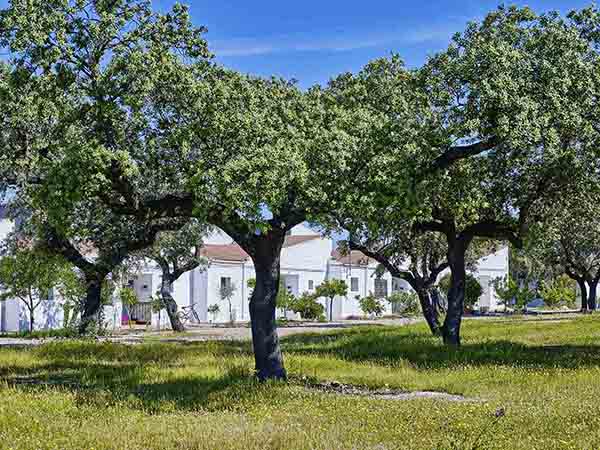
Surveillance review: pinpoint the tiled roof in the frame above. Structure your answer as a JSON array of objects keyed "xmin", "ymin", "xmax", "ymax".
[
  {"xmin": 201, "ymin": 235, "xmax": 320, "ymax": 262},
  {"xmin": 282, "ymin": 235, "xmax": 320, "ymax": 248},
  {"xmin": 201, "ymin": 243, "xmax": 249, "ymax": 262},
  {"xmin": 331, "ymin": 249, "xmax": 373, "ymax": 266}
]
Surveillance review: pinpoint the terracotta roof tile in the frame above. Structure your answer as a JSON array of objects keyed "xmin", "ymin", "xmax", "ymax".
[
  {"xmin": 201, "ymin": 243, "xmax": 249, "ymax": 262},
  {"xmin": 201, "ymin": 235, "xmax": 321, "ymax": 262},
  {"xmin": 331, "ymin": 249, "xmax": 373, "ymax": 266},
  {"xmin": 282, "ymin": 235, "xmax": 320, "ymax": 247}
]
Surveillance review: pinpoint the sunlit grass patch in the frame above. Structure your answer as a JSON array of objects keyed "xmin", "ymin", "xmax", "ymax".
[{"xmin": 1, "ymin": 315, "xmax": 600, "ymax": 449}]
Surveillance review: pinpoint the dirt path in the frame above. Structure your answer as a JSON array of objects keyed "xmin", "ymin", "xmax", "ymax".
[
  {"xmin": 307, "ymin": 381, "xmax": 482, "ymax": 403},
  {"xmin": 0, "ymin": 318, "xmax": 420, "ymax": 347},
  {"xmin": 107, "ymin": 318, "xmax": 420, "ymax": 344}
]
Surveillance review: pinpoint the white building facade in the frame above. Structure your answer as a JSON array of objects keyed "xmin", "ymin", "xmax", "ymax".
[
  {"xmin": 149, "ymin": 224, "xmax": 511, "ymax": 326},
  {"xmin": 0, "ymin": 215, "xmax": 510, "ymax": 332}
]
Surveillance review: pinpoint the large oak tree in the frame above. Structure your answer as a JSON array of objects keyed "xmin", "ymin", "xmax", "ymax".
[
  {"xmin": 328, "ymin": 6, "xmax": 600, "ymax": 345},
  {"xmin": 0, "ymin": 0, "xmax": 210, "ymax": 332}
]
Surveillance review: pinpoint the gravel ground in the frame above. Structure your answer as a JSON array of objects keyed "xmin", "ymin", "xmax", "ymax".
[
  {"xmin": 0, "ymin": 338, "xmax": 44, "ymax": 347},
  {"xmin": 0, "ymin": 318, "xmax": 420, "ymax": 347},
  {"xmin": 307, "ymin": 380, "xmax": 481, "ymax": 402},
  {"xmin": 113, "ymin": 318, "xmax": 420, "ymax": 343}
]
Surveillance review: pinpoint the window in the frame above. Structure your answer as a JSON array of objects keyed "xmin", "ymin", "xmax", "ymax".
[
  {"xmin": 351, "ymin": 277, "xmax": 359, "ymax": 292},
  {"xmin": 374, "ymin": 279, "xmax": 388, "ymax": 299},
  {"xmin": 220, "ymin": 277, "xmax": 232, "ymax": 290},
  {"xmin": 392, "ymin": 278, "xmax": 403, "ymax": 293},
  {"xmin": 308, "ymin": 280, "xmax": 314, "ymax": 290}
]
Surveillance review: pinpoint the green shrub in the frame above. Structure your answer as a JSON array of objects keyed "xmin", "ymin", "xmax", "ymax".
[
  {"xmin": 540, "ymin": 274, "xmax": 576, "ymax": 309},
  {"xmin": 291, "ymin": 292, "xmax": 325, "ymax": 321},
  {"xmin": 358, "ymin": 294, "xmax": 385, "ymax": 317},
  {"xmin": 207, "ymin": 304, "xmax": 220, "ymax": 322},
  {"xmin": 387, "ymin": 291, "xmax": 421, "ymax": 317},
  {"xmin": 315, "ymin": 279, "xmax": 348, "ymax": 321},
  {"xmin": 491, "ymin": 275, "xmax": 536, "ymax": 311},
  {"xmin": 120, "ymin": 287, "xmax": 139, "ymax": 308}
]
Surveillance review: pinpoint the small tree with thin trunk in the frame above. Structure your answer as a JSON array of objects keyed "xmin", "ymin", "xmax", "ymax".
[
  {"xmin": 120, "ymin": 287, "xmax": 138, "ymax": 329},
  {"xmin": 527, "ymin": 188, "xmax": 600, "ymax": 313},
  {"xmin": 218, "ymin": 282, "xmax": 237, "ymax": 323},
  {"xmin": 276, "ymin": 279, "xmax": 296, "ymax": 319},
  {"xmin": 315, "ymin": 279, "xmax": 348, "ymax": 322},
  {"xmin": 0, "ymin": 247, "xmax": 72, "ymax": 333},
  {"xmin": 134, "ymin": 220, "xmax": 209, "ymax": 332}
]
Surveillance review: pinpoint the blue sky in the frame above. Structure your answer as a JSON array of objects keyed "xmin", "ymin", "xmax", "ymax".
[
  {"xmin": 153, "ymin": 0, "xmax": 591, "ymax": 88},
  {"xmin": 0, "ymin": 0, "xmax": 591, "ymax": 88}
]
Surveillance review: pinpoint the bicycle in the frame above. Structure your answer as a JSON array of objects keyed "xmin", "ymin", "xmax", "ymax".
[{"xmin": 178, "ymin": 304, "xmax": 202, "ymax": 324}]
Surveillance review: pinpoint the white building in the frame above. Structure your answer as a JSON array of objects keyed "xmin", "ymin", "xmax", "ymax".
[
  {"xmin": 0, "ymin": 211, "xmax": 510, "ymax": 332},
  {"xmin": 149, "ymin": 223, "xmax": 510, "ymax": 325}
]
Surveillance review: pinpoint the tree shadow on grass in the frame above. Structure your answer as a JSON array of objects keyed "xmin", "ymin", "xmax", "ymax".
[
  {"xmin": 281, "ymin": 327, "xmax": 600, "ymax": 369},
  {"xmin": 3, "ymin": 324, "xmax": 600, "ymax": 413},
  {"xmin": 0, "ymin": 340, "xmax": 273, "ymax": 413}
]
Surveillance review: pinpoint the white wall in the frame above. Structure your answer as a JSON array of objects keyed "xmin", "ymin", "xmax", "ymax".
[
  {"xmin": 200, "ymin": 261, "xmax": 254, "ymax": 323},
  {"xmin": 282, "ymin": 237, "xmax": 330, "ymax": 297},
  {"xmin": 328, "ymin": 263, "xmax": 404, "ymax": 319},
  {"xmin": 281, "ymin": 237, "xmax": 331, "ymax": 272},
  {"xmin": 0, "ymin": 211, "xmax": 511, "ymax": 330},
  {"xmin": 194, "ymin": 268, "xmax": 209, "ymax": 322},
  {"xmin": 197, "ymin": 236, "xmax": 334, "ymax": 323},
  {"xmin": 471, "ymin": 247, "xmax": 510, "ymax": 311},
  {"xmin": 0, "ymin": 218, "xmax": 13, "ymax": 241},
  {"xmin": 126, "ymin": 265, "xmax": 199, "ymax": 329},
  {"xmin": 1, "ymin": 298, "xmax": 20, "ymax": 332}
]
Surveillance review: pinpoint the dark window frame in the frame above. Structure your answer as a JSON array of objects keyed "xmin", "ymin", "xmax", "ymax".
[{"xmin": 374, "ymin": 279, "xmax": 388, "ymax": 298}]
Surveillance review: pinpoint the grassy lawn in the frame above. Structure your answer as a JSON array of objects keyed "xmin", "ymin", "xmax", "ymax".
[{"xmin": 1, "ymin": 316, "xmax": 600, "ymax": 449}]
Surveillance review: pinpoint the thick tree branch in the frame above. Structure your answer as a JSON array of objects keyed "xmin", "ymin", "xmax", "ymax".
[
  {"xmin": 414, "ymin": 220, "xmax": 451, "ymax": 235},
  {"xmin": 565, "ymin": 265, "xmax": 584, "ymax": 283},
  {"xmin": 348, "ymin": 241, "xmax": 417, "ymax": 286},
  {"xmin": 427, "ymin": 262, "xmax": 450, "ymax": 287},
  {"xmin": 426, "ymin": 136, "xmax": 499, "ymax": 174},
  {"xmin": 460, "ymin": 220, "xmax": 522, "ymax": 248},
  {"xmin": 43, "ymin": 226, "xmax": 98, "ymax": 276}
]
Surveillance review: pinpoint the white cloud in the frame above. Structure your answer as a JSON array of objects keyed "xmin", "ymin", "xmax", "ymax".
[{"xmin": 211, "ymin": 23, "xmax": 463, "ymax": 58}]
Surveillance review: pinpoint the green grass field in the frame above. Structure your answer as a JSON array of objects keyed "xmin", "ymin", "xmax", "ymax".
[{"xmin": 1, "ymin": 316, "xmax": 600, "ymax": 449}]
